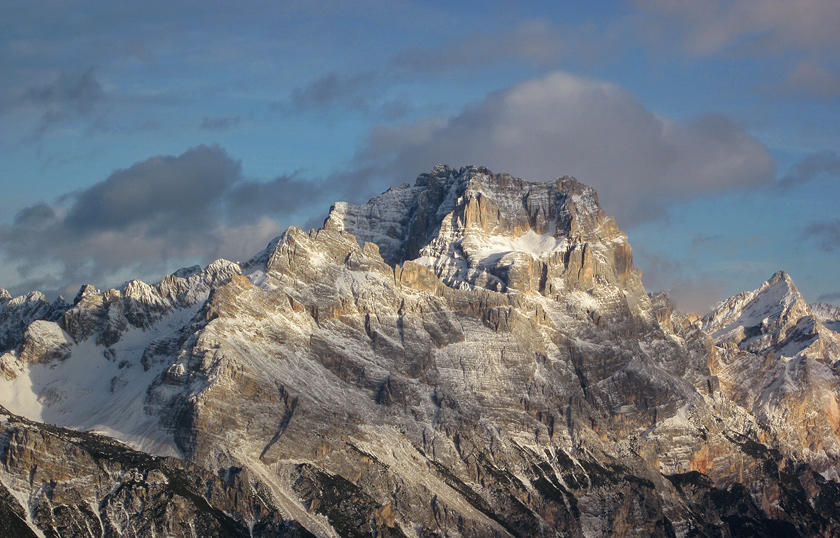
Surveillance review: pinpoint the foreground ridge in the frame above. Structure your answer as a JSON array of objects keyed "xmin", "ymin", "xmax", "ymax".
[{"xmin": 1, "ymin": 165, "xmax": 838, "ymax": 537}]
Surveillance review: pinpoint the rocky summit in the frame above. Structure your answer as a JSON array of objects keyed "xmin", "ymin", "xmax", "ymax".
[{"xmin": 1, "ymin": 165, "xmax": 839, "ymax": 537}]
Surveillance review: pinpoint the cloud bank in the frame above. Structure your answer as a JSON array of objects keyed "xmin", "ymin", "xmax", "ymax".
[
  {"xmin": 0, "ymin": 145, "xmax": 283, "ymax": 296},
  {"xmin": 357, "ymin": 71, "xmax": 775, "ymax": 225},
  {"xmin": 0, "ymin": 72, "xmax": 778, "ymax": 297}
]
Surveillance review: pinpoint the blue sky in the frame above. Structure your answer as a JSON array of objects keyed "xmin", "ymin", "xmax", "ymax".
[{"xmin": 1, "ymin": 0, "xmax": 838, "ymax": 311}]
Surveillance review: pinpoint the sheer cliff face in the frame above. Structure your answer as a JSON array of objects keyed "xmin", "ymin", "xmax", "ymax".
[{"xmin": 1, "ymin": 166, "xmax": 839, "ymax": 538}]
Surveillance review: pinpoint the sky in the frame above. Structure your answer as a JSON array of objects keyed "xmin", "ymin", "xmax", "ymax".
[{"xmin": 0, "ymin": 0, "xmax": 838, "ymax": 311}]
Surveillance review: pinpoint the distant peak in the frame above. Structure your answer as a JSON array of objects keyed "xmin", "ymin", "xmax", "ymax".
[{"xmin": 769, "ymin": 270, "xmax": 793, "ymax": 284}]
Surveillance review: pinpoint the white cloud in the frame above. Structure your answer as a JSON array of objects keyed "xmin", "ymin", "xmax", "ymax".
[{"xmin": 358, "ymin": 71, "xmax": 775, "ymax": 225}]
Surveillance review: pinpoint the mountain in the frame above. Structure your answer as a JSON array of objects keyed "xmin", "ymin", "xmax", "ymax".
[
  {"xmin": 700, "ymin": 271, "xmax": 840, "ymax": 483},
  {"xmin": 700, "ymin": 270, "xmax": 840, "ymax": 363},
  {"xmin": 1, "ymin": 165, "xmax": 839, "ymax": 537}
]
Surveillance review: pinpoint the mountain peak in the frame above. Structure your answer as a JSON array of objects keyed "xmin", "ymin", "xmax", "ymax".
[
  {"xmin": 323, "ymin": 164, "xmax": 656, "ymax": 329},
  {"xmin": 702, "ymin": 270, "xmax": 840, "ymax": 360}
]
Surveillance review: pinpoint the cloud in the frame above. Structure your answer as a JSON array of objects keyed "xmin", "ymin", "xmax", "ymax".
[
  {"xmin": 635, "ymin": 0, "xmax": 840, "ymax": 56},
  {"xmin": 0, "ymin": 145, "xmax": 287, "ymax": 294},
  {"xmin": 0, "ymin": 72, "xmax": 780, "ymax": 297},
  {"xmin": 18, "ymin": 68, "xmax": 108, "ymax": 137},
  {"xmin": 288, "ymin": 71, "xmax": 381, "ymax": 113},
  {"xmin": 23, "ymin": 68, "xmax": 106, "ymax": 115},
  {"xmin": 818, "ymin": 291, "xmax": 840, "ymax": 303},
  {"xmin": 352, "ymin": 71, "xmax": 775, "ymax": 225},
  {"xmin": 634, "ymin": 249, "xmax": 726, "ymax": 313},
  {"xmin": 200, "ymin": 116, "xmax": 240, "ymax": 130},
  {"xmin": 0, "ymin": 142, "xmax": 378, "ymax": 295},
  {"xmin": 280, "ymin": 70, "xmax": 410, "ymax": 120},
  {"xmin": 65, "ymin": 144, "xmax": 241, "ymax": 234},
  {"xmin": 771, "ymin": 63, "xmax": 840, "ymax": 100},
  {"xmin": 226, "ymin": 174, "xmax": 334, "ymax": 225},
  {"xmin": 779, "ymin": 150, "xmax": 840, "ymax": 188},
  {"xmin": 803, "ymin": 219, "xmax": 840, "ymax": 252},
  {"xmin": 278, "ymin": 18, "xmax": 565, "ymax": 117},
  {"xmin": 393, "ymin": 19, "xmax": 565, "ymax": 73}
]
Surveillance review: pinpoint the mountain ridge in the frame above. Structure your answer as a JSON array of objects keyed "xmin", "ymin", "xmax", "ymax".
[{"xmin": 0, "ymin": 165, "xmax": 838, "ymax": 537}]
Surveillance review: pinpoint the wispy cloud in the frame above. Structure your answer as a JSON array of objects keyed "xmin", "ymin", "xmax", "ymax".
[
  {"xmin": 769, "ymin": 62, "xmax": 840, "ymax": 101},
  {"xmin": 23, "ymin": 68, "xmax": 106, "ymax": 114},
  {"xmin": 199, "ymin": 116, "xmax": 240, "ymax": 131},
  {"xmin": 803, "ymin": 219, "xmax": 840, "ymax": 252},
  {"xmin": 779, "ymin": 150, "xmax": 840, "ymax": 188},
  {"xmin": 393, "ymin": 19, "xmax": 565, "ymax": 73},
  {"xmin": 634, "ymin": 249, "xmax": 727, "ymax": 313},
  {"xmin": 17, "ymin": 68, "xmax": 108, "ymax": 138},
  {"xmin": 288, "ymin": 71, "xmax": 381, "ymax": 112},
  {"xmin": 634, "ymin": 0, "xmax": 840, "ymax": 56},
  {"xmin": 818, "ymin": 291, "xmax": 840, "ymax": 303}
]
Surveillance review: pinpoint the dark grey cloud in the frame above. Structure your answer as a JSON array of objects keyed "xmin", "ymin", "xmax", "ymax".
[
  {"xmin": 0, "ymin": 142, "xmax": 376, "ymax": 294},
  {"xmin": 23, "ymin": 69, "xmax": 106, "ymax": 114},
  {"xmin": 351, "ymin": 71, "xmax": 775, "ymax": 226},
  {"xmin": 0, "ymin": 145, "xmax": 286, "ymax": 292},
  {"xmin": 289, "ymin": 71, "xmax": 381, "ymax": 112},
  {"xmin": 226, "ymin": 174, "xmax": 333, "ymax": 225},
  {"xmin": 18, "ymin": 69, "xmax": 108, "ymax": 137},
  {"xmin": 65, "ymin": 144, "xmax": 240, "ymax": 234},
  {"xmin": 803, "ymin": 219, "xmax": 840, "ymax": 252},
  {"xmin": 200, "ymin": 116, "xmax": 240, "ymax": 130},
  {"xmin": 779, "ymin": 150, "xmax": 840, "ymax": 188}
]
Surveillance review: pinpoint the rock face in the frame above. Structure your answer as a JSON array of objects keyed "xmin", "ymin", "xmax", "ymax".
[{"xmin": 1, "ymin": 165, "xmax": 839, "ymax": 537}]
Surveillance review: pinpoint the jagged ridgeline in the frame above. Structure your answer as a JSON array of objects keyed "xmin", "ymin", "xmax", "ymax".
[{"xmin": 1, "ymin": 165, "xmax": 839, "ymax": 537}]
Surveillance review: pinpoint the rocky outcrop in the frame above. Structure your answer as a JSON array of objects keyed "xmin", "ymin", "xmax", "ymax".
[
  {"xmin": 1, "ymin": 166, "xmax": 839, "ymax": 537},
  {"xmin": 327, "ymin": 167, "xmax": 646, "ymax": 312}
]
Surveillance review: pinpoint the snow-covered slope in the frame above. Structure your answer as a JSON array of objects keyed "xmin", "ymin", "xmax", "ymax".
[{"xmin": 0, "ymin": 259, "xmax": 240, "ymax": 457}]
